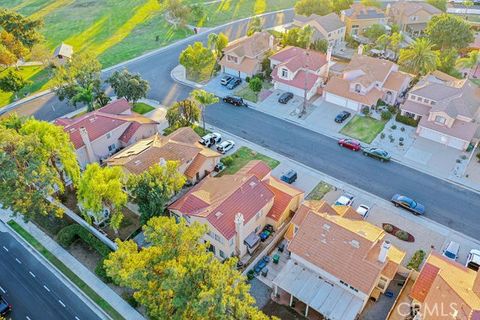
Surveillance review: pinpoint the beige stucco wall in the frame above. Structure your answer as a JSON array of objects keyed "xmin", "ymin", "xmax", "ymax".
[{"xmin": 345, "ymin": 17, "xmax": 387, "ymax": 35}]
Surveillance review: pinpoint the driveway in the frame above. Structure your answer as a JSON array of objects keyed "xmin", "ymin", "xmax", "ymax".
[
  {"xmin": 255, "ymin": 89, "xmax": 303, "ymax": 119},
  {"xmin": 203, "ymin": 73, "xmax": 245, "ymax": 99},
  {"xmin": 306, "ymin": 98, "xmax": 352, "ymax": 134}
]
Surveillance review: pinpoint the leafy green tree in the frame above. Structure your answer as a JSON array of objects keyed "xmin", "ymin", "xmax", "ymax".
[
  {"xmin": 190, "ymin": 89, "xmax": 218, "ymax": 131},
  {"xmin": 361, "ymin": 0, "xmax": 381, "ymax": 8},
  {"xmin": 0, "ymin": 116, "xmax": 79, "ymax": 221},
  {"xmin": 331, "ymin": 0, "xmax": 354, "ymax": 13},
  {"xmin": 0, "ymin": 43, "xmax": 17, "ymax": 67},
  {"xmin": 456, "ymin": 50, "xmax": 479, "ymax": 77},
  {"xmin": 249, "ymin": 77, "xmax": 262, "ymax": 94},
  {"xmin": 127, "ymin": 162, "xmax": 186, "ymax": 225},
  {"xmin": 207, "ymin": 32, "xmax": 229, "ymax": 62},
  {"xmin": 463, "ymin": 0, "xmax": 474, "ymax": 17},
  {"xmin": 0, "ymin": 70, "xmax": 30, "ymax": 98},
  {"xmin": 179, "ymin": 41, "xmax": 215, "ymax": 81},
  {"xmin": 436, "ymin": 48, "xmax": 460, "ymax": 77},
  {"xmin": 190, "ymin": 4, "xmax": 205, "ymax": 24},
  {"xmin": 77, "ymin": 163, "xmax": 127, "ymax": 233},
  {"xmin": 281, "ymin": 26, "xmax": 314, "ymax": 49},
  {"xmin": 364, "ymin": 24, "xmax": 387, "ymax": 42},
  {"xmin": 106, "ymin": 69, "xmax": 150, "ymax": 103},
  {"xmin": 399, "ymin": 38, "xmax": 437, "ymax": 75},
  {"xmin": 247, "ymin": 16, "xmax": 262, "ymax": 36},
  {"xmin": 163, "ymin": 0, "xmax": 191, "ymax": 27},
  {"xmin": 105, "ymin": 217, "xmax": 273, "ymax": 320},
  {"xmin": 166, "ymin": 99, "xmax": 201, "ymax": 129},
  {"xmin": 295, "ymin": 0, "xmax": 332, "ymax": 16},
  {"xmin": 427, "ymin": 0, "xmax": 447, "ymax": 11},
  {"xmin": 312, "ymin": 39, "xmax": 329, "ymax": 53},
  {"xmin": 425, "ymin": 14, "xmax": 474, "ymax": 50}
]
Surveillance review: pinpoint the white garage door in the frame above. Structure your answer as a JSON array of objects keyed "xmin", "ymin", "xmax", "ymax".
[
  {"xmin": 419, "ymin": 127, "xmax": 467, "ymax": 150},
  {"xmin": 223, "ymin": 67, "xmax": 239, "ymax": 77},
  {"xmin": 276, "ymin": 82, "xmax": 304, "ymax": 97},
  {"xmin": 346, "ymin": 99, "xmax": 360, "ymax": 111},
  {"xmin": 325, "ymin": 92, "xmax": 347, "ymax": 107}
]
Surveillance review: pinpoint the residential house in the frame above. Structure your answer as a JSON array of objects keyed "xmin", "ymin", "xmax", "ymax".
[
  {"xmin": 107, "ymin": 127, "xmax": 221, "ymax": 184},
  {"xmin": 269, "ymin": 46, "xmax": 330, "ymax": 100},
  {"xmin": 408, "ymin": 252, "xmax": 480, "ymax": 319},
  {"xmin": 52, "ymin": 43, "xmax": 73, "ymax": 66},
  {"xmin": 169, "ymin": 161, "xmax": 304, "ymax": 260},
  {"xmin": 55, "ymin": 98, "xmax": 159, "ymax": 168},
  {"xmin": 400, "ymin": 71, "xmax": 480, "ymax": 150},
  {"xmin": 292, "ymin": 13, "xmax": 346, "ymax": 48},
  {"xmin": 219, "ymin": 31, "xmax": 275, "ymax": 79},
  {"xmin": 273, "ymin": 200, "xmax": 406, "ymax": 319},
  {"xmin": 387, "ymin": 1, "xmax": 441, "ymax": 37},
  {"xmin": 341, "ymin": 4, "xmax": 388, "ymax": 36},
  {"xmin": 324, "ymin": 48, "xmax": 411, "ymax": 111}
]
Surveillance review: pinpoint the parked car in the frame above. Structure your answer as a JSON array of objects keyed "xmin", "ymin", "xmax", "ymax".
[
  {"xmin": 466, "ymin": 249, "xmax": 480, "ymax": 271},
  {"xmin": 199, "ymin": 132, "xmax": 222, "ymax": 147},
  {"xmin": 220, "ymin": 75, "xmax": 233, "ymax": 86},
  {"xmin": 280, "ymin": 169, "xmax": 297, "ymax": 184},
  {"xmin": 0, "ymin": 296, "xmax": 11, "ymax": 317},
  {"xmin": 214, "ymin": 162, "xmax": 225, "ymax": 172},
  {"xmin": 226, "ymin": 78, "xmax": 241, "ymax": 90},
  {"xmin": 223, "ymin": 96, "xmax": 247, "ymax": 107},
  {"xmin": 335, "ymin": 111, "xmax": 351, "ymax": 123},
  {"xmin": 362, "ymin": 147, "xmax": 391, "ymax": 162},
  {"xmin": 338, "ymin": 138, "xmax": 361, "ymax": 151},
  {"xmin": 254, "ymin": 256, "xmax": 270, "ymax": 273},
  {"xmin": 263, "ymin": 224, "xmax": 274, "ymax": 233},
  {"xmin": 356, "ymin": 204, "xmax": 370, "ymax": 219},
  {"xmin": 216, "ymin": 140, "xmax": 235, "ymax": 154},
  {"xmin": 259, "ymin": 230, "xmax": 271, "ymax": 242},
  {"xmin": 278, "ymin": 92, "xmax": 294, "ymax": 104},
  {"xmin": 391, "ymin": 194, "xmax": 425, "ymax": 215},
  {"xmin": 335, "ymin": 194, "xmax": 355, "ymax": 206},
  {"xmin": 442, "ymin": 241, "xmax": 460, "ymax": 261}
]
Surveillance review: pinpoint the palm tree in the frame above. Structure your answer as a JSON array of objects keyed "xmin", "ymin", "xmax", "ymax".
[
  {"xmin": 456, "ymin": 50, "xmax": 479, "ymax": 78},
  {"xmin": 398, "ymin": 38, "xmax": 437, "ymax": 75},
  {"xmin": 190, "ymin": 89, "xmax": 219, "ymax": 131}
]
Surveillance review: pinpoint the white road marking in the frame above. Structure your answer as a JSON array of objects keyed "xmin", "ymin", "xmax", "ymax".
[
  {"xmin": 2, "ymin": 246, "xmax": 8, "ymax": 252},
  {"xmin": 58, "ymin": 300, "xmax": 66, "ymax": 307},
  {"xmin": 75, "ymin": 317, "xmax": 80, "ymax": 320},
  {"xmin": 43, "ymin": 285, "xmax": 50, "ymax": 292},
  {"xmin": 29, "ymin": 271, "xmax": 36, "ymax": 278},
  {"xmin": 26, "ymin": 316, "xmax": 31, "ymax": 320},
  {"xmin": 0, "ymin": 286, "xmax": 5, "ymax": 293},
  {"xmin": 15, "ymin": 258, "xmax": 21, "ymax": 264}
]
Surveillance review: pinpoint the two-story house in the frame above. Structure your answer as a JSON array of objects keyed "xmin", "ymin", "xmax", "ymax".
[
  {"xmin": 387, "ymin": 1, "xmax": 441, "ymax": 37},
  {"xmin": 54, "ymin": 98, "xmax": 159, "ymax": 168},
  {"xmin": 219, "ymin": 31, "xmax": 275, "ymax": 79},
  {"xmin": 400, "ymin": 71, "xmax": 480, "ymax": 150},
  {"xmin": 341, "ymin": 3, "xmax": 388, "ymax": 36},
  {"xmin": 106, "ymin": 127, "xmax": 221, "ymax": 184},
  {"xmin": 292, "ymin": 13, "xmax": 346, "ymax": 48},
  {"xmin": 273, "ymin": 200, "xmax": 406, "ymax": 319},
  {"xmin": 324, "ymin": 47, "xmax": 411, "ymax": 111},
  {"xmin": 269, "ymin": 46, "xmax": 330, "ymax": 100},
  {"xmin": 169, "ymin": 160, "xmax": 304, "ymax": 260}
]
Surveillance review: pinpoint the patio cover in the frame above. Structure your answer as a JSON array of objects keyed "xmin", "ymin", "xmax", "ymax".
[
  {"xmin": 273, "ymin": 260, "xmax": 364, "ymax": 320},
  {"xmin": 244, "ymin": 231, "xmax": 260, "ymax": 248}
]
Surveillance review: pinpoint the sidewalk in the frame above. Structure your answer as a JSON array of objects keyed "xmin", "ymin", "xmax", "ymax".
[{"xmin": 0, "ymin": 210, "xmax": 144, "ymax": 320}]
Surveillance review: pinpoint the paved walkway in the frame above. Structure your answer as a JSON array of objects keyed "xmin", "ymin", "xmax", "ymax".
[{"xmin": 0, "ymin": 210, "xmax": 145, "ymax": 320}]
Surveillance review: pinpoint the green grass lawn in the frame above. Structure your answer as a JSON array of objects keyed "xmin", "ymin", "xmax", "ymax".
[
  {"xmin": 471, "ymin": 79, "xmax": 480, "ymax": 87},
  {"xmin": 340, "ymin": 115, "xmax": 387, "ymax": 144},
  {"xmin": 234, "ymin": 81, "xmax": 272, "ymax": 103},
  {"xmin": 7, "ymin": 220, "xmax": 124, "ymax": 320},
  {"xmin": 220, "ymin": 146, "xmax": 280, "ymax": 175},
  {"xmin": 306, "ymin": 181, "xmax": 332, "ymax": 201},
  {"xmin": 132, "ymin": 102, "xmax": 155, "ymax": 114}
]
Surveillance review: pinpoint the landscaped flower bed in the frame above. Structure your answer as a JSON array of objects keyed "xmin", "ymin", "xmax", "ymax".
[{"xmin": 383, "ymin": 223, "xmax": 415, "ymax": 242}]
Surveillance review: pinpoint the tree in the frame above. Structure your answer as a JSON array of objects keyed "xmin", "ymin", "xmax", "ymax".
[
  {"xmin": 127, "ymin": 163, "xmax": 186, "ymax": 225},
  {"xmin": 104, "ymin": 217, "xmax": 273, "ymax": 320},
  {"xmin": 398, "ymin": 38, "xmax": 437, "ymax": 75},
  {"xmin": 331, "ymin": 0, "xmax": 354, "ymax": 13},
  {"xmin": 179, "ymin": 41, "xmax": 215, "ymax": 81},
  {"xmin": 425, "ymin": 14, "xmax": 474, "ymax": 50},
  {"xmin": 436, "ymin": 48, "xmax": 460, "ymax": 77},
  {"xmin": 27, "ymin": 42, "xmax": 51, "ymax": 65},
  {"xmin": 106, "ymin": 69, "xmax": 149, "ymax": 103},
  {"xmin": 463, "ymin": 0, "xmax": 474, "ymax": 17},
  {"xmin": 164, "ymin": 0, "xmax": 191, "ymax": 27},
  {"xmin": 0, "ymin": 70, "xmax": 30, "ymax": 98},
  {"xmin": 361, "ymin": 0, "xmax": 381, "ymax": 8},
  {"xmin": 375, "ymin": 32, "xmax": 403, "ymax": 57},
  {"xmin": 166, "ymin": 99, "xmax": 201, "ymax": 129},
  {"xmin": 281, "ymin": 26, "xmax": 313, "ymax": 49},
  {"xmin": 190, "ymin": 89, "xmax": 218, "ymax": 131},
  {"xmin": 77, "ymin": 163, "xmax": 127, "ymax": 233},
  {"xmin": 364, "ymin": 24, "xmax": 387, "ymax": 42},
  {"xmin": 190, "ymin": 4, "xmax": 204, "ymax": 24},
  {"xmin": 312, "ymin": 39, "xmax": 329, "ymax": 53},
  {"xmin": 294, "ymin": 0, "xmax": 332, "ymax": 16},
  {"xmin": 0, "ymin": 116, "xmax": 79, "ymax": 221},
  {"xmin": 247, "ymin": 16, "xmax": 262, "ymax": 36},
  {"xmin": 456, "ymin": 50, "xmax": 479, "ymax": 77},
  {"xmin": 249, "ymin": 76, "xmax": 262, "ymax": 94},
  {"xmin": 427, "ymin": 0, "xmax": 447, "ymax": 11},
  {"xmin": 0, "ymin": 43, "xmax": 17, "ymax": 67},
  {"xmin": 53, "ymin": 52, "xmax": 105, "ymax": 110},
  {"xmin": 207, "ymin": 32, "xmax": 228, "ymax": 62}
]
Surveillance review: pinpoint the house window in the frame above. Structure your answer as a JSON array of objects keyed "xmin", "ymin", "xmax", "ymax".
[
  {"xmin": 184, "ymin": 215, "xmax": 191, "ymax": 224},
  {"xmin": 435, "ymin": 116, "xmax": 446, "ymax": 124},
  {"xmin": 106, "ymin": 132, "xmax": 111, "ymax": 139},
  {"xmin": 229, "ymin": 238, "xmax": 234, "ymax": 247},
  {"xmin": 108, "ymin": 144, "xmax": 116, "ymax": 152},
  {"xmin": 377, "ymin": 277, "xmax": 388, "ymax": 290},
  {"xmin": 227, "ymin": 55, "xmax": 238, "ymax": 63},
  {"xmin": 410, "ymin": 16, "xmax": 418, "ymax": 21},
  {"xmin": 207, "ymin": 231, "xmax": 213, "ymax": 238},
  {"xmin": 354, "ymin": 84, "xmax": 361, "ymax": 93},
  {"xmin": 416, "ymin": 96, "xmax": 422, "ymax": 102},
  {"xmin": 294, "ymin": 225, "xmax": 299, "ymax": 234},
  {"xmin": 219, "ymin": 250, "xmax": 225, "ymax": 259},
  {"xmin": 431, "ymin": 101, "xmax": 436, "ymax": 105},
  {"xmin": 214, "ymin": 234, "xmax": 224, "ymax": 244},
  {"xmin": 281, "ymin": 68, "xmax": 288, "ymax": 78},
  {"xmin": 423, "ymin": 99, "xmax": 429, "ymax": 104}
]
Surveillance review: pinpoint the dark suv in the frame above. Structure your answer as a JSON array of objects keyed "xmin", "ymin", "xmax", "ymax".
[
  {"xmin": 278, "ymin": 92, "xmax": 294, "ymax": 104},
  {"xmin": 223, "ymin": 96, "xmax": 247, "ymax": 107},
  {"xmin": 335, "ymin": 111, "xmax": 351, "ymax": 123},
  {"xmin": 0, "ymin": 295, "xmax": 12, "ymax": 317}
]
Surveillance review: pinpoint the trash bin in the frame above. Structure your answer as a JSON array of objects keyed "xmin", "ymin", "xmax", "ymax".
[
  {"xmin": 273, "ymin": 254, "xmax": 280, "ymax": 264},
  {"xmin": 262, "ymin": 267, "xmax": 269, "ymax": 277}
]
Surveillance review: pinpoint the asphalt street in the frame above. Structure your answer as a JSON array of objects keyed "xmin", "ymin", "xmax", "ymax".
[{"xmin": 0, "ymin": 229, "xmax": 102, "ymax": 320}]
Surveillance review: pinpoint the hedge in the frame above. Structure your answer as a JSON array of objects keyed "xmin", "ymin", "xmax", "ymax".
[
  {"xmin": 395, "ymin": 113, "xmax": 419, "ymax": 127},
  {"xmin": 407, "ymin": 250, "xmax": 426, "ymax": 271}
]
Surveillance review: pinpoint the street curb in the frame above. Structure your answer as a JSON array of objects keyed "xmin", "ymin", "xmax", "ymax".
[{"xmin": 0, "ymin": 219, "xmax": 112, "ymax": 320}]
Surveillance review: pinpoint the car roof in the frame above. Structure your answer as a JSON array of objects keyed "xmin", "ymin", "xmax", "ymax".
[{"xmin": 445, "ymin": 241, "xmax": 460, "ymax": 252}]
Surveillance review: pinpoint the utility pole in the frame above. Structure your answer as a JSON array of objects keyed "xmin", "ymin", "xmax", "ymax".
[{"xmin": 300, "ymin": 49, "xmax": 309, "ymax": 117}]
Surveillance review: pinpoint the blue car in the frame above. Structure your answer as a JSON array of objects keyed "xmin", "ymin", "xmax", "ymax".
[
  {"xmin": 259, "ymin": 230, "xmax": 271, "ymax": 242},
  {"xmin": 391, "ymin": 194, "xmax": 425, "ymax": 215},
  {"xmin": 254, "ymin": 256, "xmax": 270, "ymax": 273}
]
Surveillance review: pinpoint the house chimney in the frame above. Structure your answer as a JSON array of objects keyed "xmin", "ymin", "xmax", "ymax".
[
  {"xmin": 79, "ymin": 127, "xmax": 96, "ymax": 164},
  {"xmin": 234, "ymin": 213, "xmax": 246, "ymax": 257},
  {"xmin": 268, "ymin": 34, "xmax": 275, "ymax": 50},
  {"xmin": 357, "ymin": 44, "xmax": 364, "ymax": 56},
  {"xmin": 340, "ymin": 10, "xmax": 346, "ymax": 22},
  {"xmin": 378, "ymin": 240, "xmax": 391, "ymax": 263},
  {"xmin": 325, "ymin": 46, "xmax": 333, "ymax": 79},
  {"xmin": 385, "ymin": 3, "xmax": 391, "ymax": 16}
]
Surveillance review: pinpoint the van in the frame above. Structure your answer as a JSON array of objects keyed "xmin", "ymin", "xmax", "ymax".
[
  {"xmin": 466, "ymin": 249, "xmax": 480, "ymax": 271},
  {"xmin": 280, "ymin": 170, "xmax": 297, "ymax": 184},
  {"xmin": 442, "ymin": 241, "xmax": 460, "ymax": 261}
]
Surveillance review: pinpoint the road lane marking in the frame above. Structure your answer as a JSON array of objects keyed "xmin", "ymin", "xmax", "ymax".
[
  {"xmin": 43, "ymin": 285, "xmax": 50, "ymax": 292},
  {"xmin": 26, "ymin": 316, "xmax": 31, "ymax": 320},
  {"xmin": 29, "ymin": 271, "xmax": 36, "ymax": 278},
  {"xmin": 75, "ymin": 317, "xmax": 80, "ymax": 320},
  {"xmin": 15, "ymin": 258, "xmax": 21, "ymax": 264},
  {"xmin": 0, "ymin": 286, "xmax": 5, "ymax": 293},
  {"xmin": 58, "ymin": 299, "xmax": 66, "ymax": 307},
  {"xmin": 2, "ymin": 246, "xmax": 8, "ymax": 252}
]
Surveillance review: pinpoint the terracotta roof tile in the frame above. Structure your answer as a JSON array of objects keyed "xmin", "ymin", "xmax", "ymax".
[
  {"xmin": 98, "ymin": 98, "xmax": 131, "ymax": 114},
  {"xmin": 325, "ymin": 76, "xmax": 383, "ymax": 106},
  {"xmin": 184, "ymin": 154, "xmax": 207, "ymax": 179},
  {"xmin": 237, "ymin": 160, "xmax": 271, "ymax": 180},
  {"xmin": 266, "ymin": 184, "xmax": 294, "ymax": 221}
]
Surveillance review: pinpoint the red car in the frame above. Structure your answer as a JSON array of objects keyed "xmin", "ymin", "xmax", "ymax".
[{"xmin": 338, "ymin": 138, "xmax": 361, "ymax": 151}]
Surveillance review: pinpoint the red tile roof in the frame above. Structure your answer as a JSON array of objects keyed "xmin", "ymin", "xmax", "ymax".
[
  {"xmin": 119, "ymin": 122, "xmax": 142, "ymax": 143},
  {"xmin": 410, "ymin": 263, "xmax": 440, "ymax": 302},
  {"xmin": 97, "ymin": 98, "xmax": 131, "ymax": 114},
  {"xmin": 237, "ymin": 160, "xmax": 271, "ymax": 180},
  {"xmin": 266, "ymin": 184, "xmax": 293, "ymax": 221}
]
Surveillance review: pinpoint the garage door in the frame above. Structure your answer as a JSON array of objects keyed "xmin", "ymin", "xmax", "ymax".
[
  {"xmin": 276, "ymin": 82, "xmax": 304, "ymax": 97},
  {"xmin": 223, "ymin": 67, "xmax": 239, "ymax": 77},
  {"xmin": 346, "ymin": 99, "xmax": 360, "ymax": 111},
  {"xmin": 325, "ymin": 93, "xmax": 347, "ymax": 107},
  {"xmin": 419, "ymin": 127, "xmax": 467, "ymax": 150}
]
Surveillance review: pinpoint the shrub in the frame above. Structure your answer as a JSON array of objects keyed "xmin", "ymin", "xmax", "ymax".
[
  {"xmin": 221, "ymin": 156, "xmax": 234, "ymax": 166},
  {"xmin": 380, "ymin": 133, "xmax": 386, "ymax": 139},
  {"xmin": 395, "ymin": 230, "xmax": 409, "ymax": 241},
  {"xmin": 407, "ymin": 250, "xmax": 426, "ymax": 271},
  {"xmin": 122, "ymin": 292, "xmax": 139, "ymax": 308},
  {"xmin": 387, "ymin": 105, "xmax": 397, "ymax": 114},
  {"xmin": 391, "ymin": 124, "xmax": 397, "ymax": 130},
  {"xmin": 248, "ymin": 77, "xmax": 263, "ymax": 93},
  {"xmin": 381, "ymin": 111, "xmax": 392, "ymax": 121},
  {"xmin": 383, "ymin": 224, "xmax": 394, "ymax": 233},
  {"xmin": 477, "ymin": 152, "xmax": 480, "ymax": 162},
  {"xmin": 245, "ymin": 76, "xmax": 251, "ymax": 83},
  {"xmin": 396, "ymin": 113, "xmax": 419, "ymax": 127},
  {"xmin": 399, "ymin": 142, "xmax": 404, "ymax": 146},
  {"xmin": 361, "ymin": 106, "xmax": 370, "ymax": 116},
  {"xmin": 399, "ymin": 137, "xmax": 404, "ymax": 142},
  {"xmin": 400, "ymin": 127, "xmax": 405, "ymax": 132}
]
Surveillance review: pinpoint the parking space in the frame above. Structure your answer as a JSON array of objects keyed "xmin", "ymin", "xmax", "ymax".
[
  {"xmin": 203, "ymin": 73, "xmax": 247, "ymax": 99},
  {"xmin": 306, "ymin": 98, "xmax": 353, "ymax": 134},
  {"xmin": 255, "ymin": 89, "xmax": 303, "ymax": 118}
]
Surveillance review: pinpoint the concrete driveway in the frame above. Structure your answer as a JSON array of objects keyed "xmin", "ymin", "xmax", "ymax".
[
  {"xmin": 305, "ymin": 98, "xmax": 353, "ymax": 134},
  {"xmin": 203, "ymin": 73, "xmax": 246, "ymax": 99},
  {"xmin": 256, "ymin": 89, "xmax": 303, "ymax": 118}
]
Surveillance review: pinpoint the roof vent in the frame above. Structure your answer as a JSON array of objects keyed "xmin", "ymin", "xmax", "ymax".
[
  {"xmin": 357, "ymin": 230, "xmax": 366, "ymax": 236},
  {"xmin": 249, "ymin": 181, "xmax": 256, "ymax": 188},
  {"xmin": 350, "ymin": 240, "xmax": 360, "ymax": 248},
  {"xmin": 89, "ymin": 117, "xmax": 96, "ymax": 123},
  {"xmin": 215, "ymin": 211, "xmax": 224, "ymax": 218},
  {"xmin": 322, "ymin": 223, "xmax": 331, "ymax": 231},
  {"xmin": 69, "ymin": 128, "xmax": 77, "ymax": 132},
  {"xmin": 321, "ymin": 239, "xmax": 327, "ymax": 244},
  {"xmin": 134, "ymin": 160, "xmax": 141, "ymax": 165}
]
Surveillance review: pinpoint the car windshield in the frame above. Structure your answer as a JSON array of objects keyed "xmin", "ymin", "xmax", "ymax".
[{"xmin": 444, "ymin": 251, "xmax": 456, "ymax": 259}]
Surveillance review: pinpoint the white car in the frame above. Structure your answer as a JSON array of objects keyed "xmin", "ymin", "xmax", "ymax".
[
  {"xmin": 200, "ymin": 132, "xmax": 222, "ymax": 147},
  {"xmin": 466, "ymin": 249, "xmax": 480, "ymax": 271},
  {"xmin": 217, "ymin": 140, "xmax": 235, "ymax": 154},
  {"xmin": 356, "ymin": 204, "xmax": 370, "ymax": 219},
  {"xmin": 334, "ymin": 194, "xmax": 355, "ymax": 206},
  {"xmin": 442, "ymin": 241, "xmax": 460, "ymax": 261}
]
